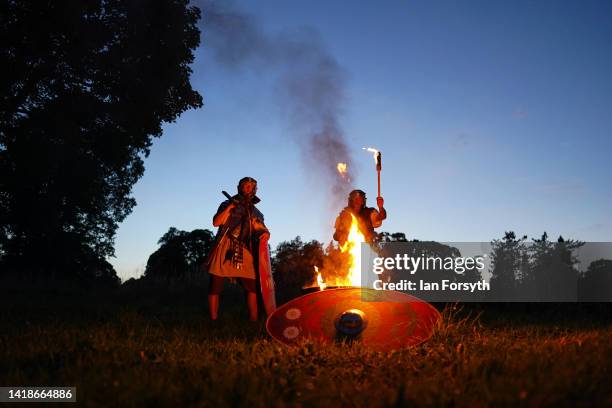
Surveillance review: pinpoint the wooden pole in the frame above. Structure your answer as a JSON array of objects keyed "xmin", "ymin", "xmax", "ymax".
[{"xmin": 376, "ymin": 152, "xmax": 382, "ymax": 198}]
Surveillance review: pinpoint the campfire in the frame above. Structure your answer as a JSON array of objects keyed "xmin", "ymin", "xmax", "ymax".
[
  {"xmin": 314, "ymin": 212, "xmax": 366, "ymax": 289},
  {"xmin": 308, "ymin": 147, "xmax": 382, "ymax": 290}
]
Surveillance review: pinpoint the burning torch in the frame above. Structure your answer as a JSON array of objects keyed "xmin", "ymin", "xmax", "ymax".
[{"xmin": 363, "ymin": 147, "xmax": 382, "ymax": 199}]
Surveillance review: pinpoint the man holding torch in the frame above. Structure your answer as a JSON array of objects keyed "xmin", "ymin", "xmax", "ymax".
[
  {"xmin": 333, "ymin": 190, "xmax": 387, "ymax": 245},
  {"xmin": 334, "ymin": 150, "xmax": 387, "ymax": 245}
]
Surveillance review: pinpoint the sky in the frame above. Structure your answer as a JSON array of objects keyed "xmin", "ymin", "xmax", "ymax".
[{"xmin": 110, "ymin": 0, "xmax": 612, "ymax": 281}]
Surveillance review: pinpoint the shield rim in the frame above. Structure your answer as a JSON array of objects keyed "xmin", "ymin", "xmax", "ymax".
[{"xmin": 265, "ymin": 287, "xmax": 442, "ymax": 348}]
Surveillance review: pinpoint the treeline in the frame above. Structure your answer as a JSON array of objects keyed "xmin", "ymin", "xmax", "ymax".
[
  {"xmin": 3, "ymin": 220, "xmax": 611, "ymax": 303},
  {"xmin": 122, "ymin": 227, "xmax": 611, "ymax": 303},
  {"xmin": 489, "ymin": 232, "xmax": 611, "ymax": 301}
]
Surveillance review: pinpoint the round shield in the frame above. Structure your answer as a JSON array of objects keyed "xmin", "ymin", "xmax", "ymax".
[{"xmin": 266, "ymin": 288, "xmax": 441, "ymax": 350}]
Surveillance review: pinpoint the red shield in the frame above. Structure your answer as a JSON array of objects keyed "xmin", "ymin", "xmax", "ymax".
[{"xmin": 266, "ymin": 288, "xmax": 440, "ymax": 350}]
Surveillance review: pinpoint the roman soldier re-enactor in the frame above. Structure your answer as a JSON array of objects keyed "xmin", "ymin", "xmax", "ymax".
[
  {"xmin": 205, "ymin": 177, "xmax": 269, "ymax": 321},
  {"xmin": 334, "ymin": 189, "xmax": 387, "ymax": 245}
]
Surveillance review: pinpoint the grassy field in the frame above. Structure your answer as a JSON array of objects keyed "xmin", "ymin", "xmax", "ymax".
[{"xmin": 1, "ymin": 286, "xmax": 611, "ymax": 407}]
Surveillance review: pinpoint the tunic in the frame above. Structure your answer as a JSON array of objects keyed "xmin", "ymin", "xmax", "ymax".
[{"xmin": 205, "ymin": 195, "xmax": 268, "ymax": 279}]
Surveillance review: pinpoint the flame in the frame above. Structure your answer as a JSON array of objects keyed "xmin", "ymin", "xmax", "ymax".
[
  {"xmin": 362, "ymin": 146, "xmax": 379, "ymax": 163},
  {"xmin": 315, "ymin": 266, "xmax": 326, "ymax": 291},
  {"xmin": 338, "ymin": 213, "xmax": 365, "ymax": 287},
  {"xmin": 336, "ymin": 162, "xmax": 348, "ymax": 179},
  {"xmin": 314, "ymin": 214, "xmax": 365, "ymax": 290}
]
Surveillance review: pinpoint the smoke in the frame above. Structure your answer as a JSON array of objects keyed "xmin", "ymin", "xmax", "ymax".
[{"xmin": 199, "ymin": 1, "xmax": 354, "ymax": 203}]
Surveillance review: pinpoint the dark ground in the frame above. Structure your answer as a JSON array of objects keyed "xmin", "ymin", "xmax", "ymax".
[{"xmin": 1, "ymin": 284, "xmax": 611, "ymax": 407}]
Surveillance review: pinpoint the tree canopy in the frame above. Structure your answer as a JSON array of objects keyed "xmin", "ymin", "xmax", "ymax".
[
  {"xmin": 143, "ymin": 227, "xmax": 214, "ymax": 284},
  {"xmin": 0, "ymin": 0, "xmax": 203, "ymax": 278}
]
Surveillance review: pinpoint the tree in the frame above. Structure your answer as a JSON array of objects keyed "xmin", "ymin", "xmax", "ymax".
[
  {"xmin": 272, "ymin": 237, "xmax": 324, "ymax": 304},
  {"xmin": 579, "ymin": 259, "xmax": 612, "ymax": 301},
  {"xmin": 377, "ymin": 232, "xmax": 408, "ymax": 243},
  {"xmin": 489, "ymin": 231, "xmax": 529, "ymax": 300},
  {"xmin": 143, "ymin": 227, "xmax": 214, "ymax": 284},
  {"xmin": 530, "ymin": 233, "xmax": 583, "ymax": 301},
  {"xmin": 0, "ymin": 1, "xmax": 203, "ymax": 278}
]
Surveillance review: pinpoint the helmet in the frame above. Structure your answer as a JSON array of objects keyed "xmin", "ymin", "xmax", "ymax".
[
  {"xmin": 237, "ymin": 177, "xmax": 258, "ymax": 195},
  {"xmin": 348, "ymin": 189, "xmax": 366, "ymax": 207}
]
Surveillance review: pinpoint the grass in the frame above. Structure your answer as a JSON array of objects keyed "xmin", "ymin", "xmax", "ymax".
[{"xmin": 1, "ymin": 286, "xmax": 611, "ymax": 407}]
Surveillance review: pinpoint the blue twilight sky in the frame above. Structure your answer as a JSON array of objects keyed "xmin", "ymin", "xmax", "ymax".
[{"xmin": 110, "ymin": 0, "xmax": 612, "ymax": 281}]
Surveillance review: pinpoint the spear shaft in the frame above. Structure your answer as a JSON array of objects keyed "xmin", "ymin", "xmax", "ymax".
[{"xmin": 376, "ymin": 152, "xmax": 382, "ymax": 198}]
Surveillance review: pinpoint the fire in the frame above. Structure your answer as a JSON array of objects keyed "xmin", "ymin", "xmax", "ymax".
[
  {"xmin": 338, "ymin": 213, "xmax": 366, "ymax": 287},
  {"xmin": 316, "ymin": 213, "xmax": 365, "ymax": 289},
  {"xmin": 315, "ymin": 266, "xmax": 326, "ymax": 291},
  {"xmin": 336, "ymin": 162, "xmax": 348, "ymax": 179},
  {"xmin": 362, "ymin": 147, "xmax": 379, "ymax": 163}
]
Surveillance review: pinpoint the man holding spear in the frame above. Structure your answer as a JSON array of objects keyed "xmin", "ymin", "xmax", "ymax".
[{"xmin": 203, "ymin": 177, "xmax": 274, "ymax": 321}]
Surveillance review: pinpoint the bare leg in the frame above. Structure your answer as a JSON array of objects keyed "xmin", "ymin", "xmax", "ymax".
[
  {"xmin": 246, "ymin": 292, "xmax": 258, "ymax": 321},
  {"xmin": 208, "ymin": 294, "xmax": 219, "ymax": 320}
]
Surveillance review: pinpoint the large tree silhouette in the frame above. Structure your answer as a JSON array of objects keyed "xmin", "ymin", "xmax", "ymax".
[{"xmin": 0, "ymin": 1, "xmax": 203, "ymax": 278}]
